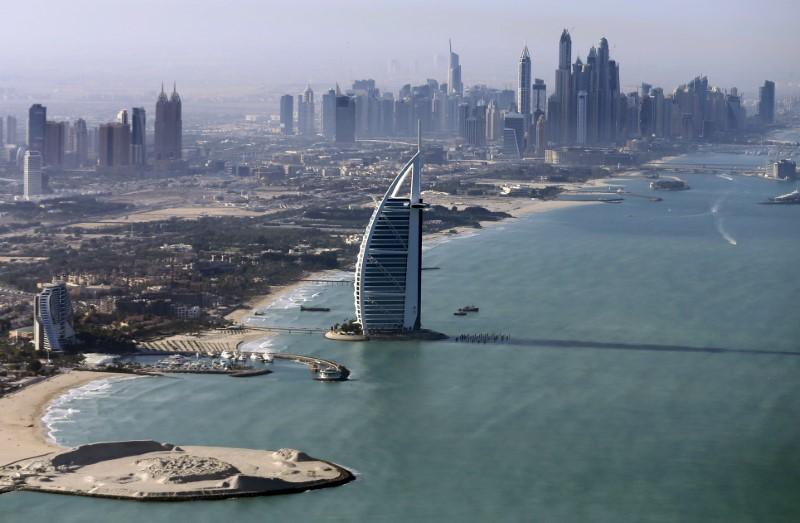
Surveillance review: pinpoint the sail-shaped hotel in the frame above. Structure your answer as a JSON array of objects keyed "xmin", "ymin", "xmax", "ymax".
[{"xmin": 354, "ymin": 136, "xmax": 426, "ymax": 335}]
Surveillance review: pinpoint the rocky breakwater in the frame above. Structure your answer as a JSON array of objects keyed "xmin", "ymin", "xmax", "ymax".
[{"xmin": 0, "ymin": 440, "xmax": 353, "ymax": 501}]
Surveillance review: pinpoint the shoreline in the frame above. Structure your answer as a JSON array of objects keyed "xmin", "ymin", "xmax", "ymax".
[
  {"xmin": 139, "ymin": 190, "xmax": 606, "ymax": 352},
  {"xmin": 0, "ymin": 372, "xmax": 353, "ymax": 500},
  {"xmin": 138, "ymin": 269, "xmax": 343, "ymax": 354},
  {"xmin": 0, "ymin": 371, "xmax": 130, "ymax": 466},
  {"xmin": 423, "ymin": 190, "xmax": 602, "ymax": 245},
  {"xmin": 224, "ymin": 269, "xmax": 339, "ymax": 324}
]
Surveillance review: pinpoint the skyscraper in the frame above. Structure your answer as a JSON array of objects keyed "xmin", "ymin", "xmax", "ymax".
[
  {"xmin": 485, "ymin": 100, "xmax": 502, "ymax": 142},
  {"xmin": 335, "ymin": 89, "xmax": 356, "ymax": 144},
  {"xmin": 44, "ymin": 121, "xmax": 66, "ymax": 168},
  {"xmin": 297, "ymin": 86, "xmax": 315, "ymax": 136},
  {"xmin": 34, "ymin": 282, "xmax": 75, "ymax": 353},
  {"xmin": 503, "ymin": 113, "xmax": 526, "ymax": 159},
  {"xmin": 759, "ymin": 80, "xmax": 775, "ymax": 125},
  {"xmin": 576, "ymin": 91, "xmax": 588, "ymax": 145},
  {"xmin": 6, "ymin": 116, "xmax": 17, "ymax": 145},
  {"xmin": 555, "ymin": 30, "xmax": 573, "ymax": 144},
  {"xmin": 155, "ymin": 83, "xmax": 182, "ymax": 161},
  {"xmin": 28, "ymin": 104, "xmax": 47, "ymax": 154},
  {"xmin": 448, "ymin": 39, "xmax": 463, "ymax": 96},
  {"xmin": 518, "ymin": 45, "xmax": 532, "ymax": 120},
  {"xmin": 532, "ymin": 79, "xmax": 547, "ymax": 117},
  {"xmin": 98, "ymin": 122, "xmax": 131, "ymax": 169},
  {"xmin": 597, "ymin": 37, "xmax": 612, "ymax": 141},
  {"xmin": 465, "ymin": 104, "xmax": 487, "ymax": 147},
  {"xmin": 354, "ymin": 130, "xmax": 425, "ymax": 334},
  {"xmin": 23, "ymin": 151, "xmax": 43, "ymax": 200},
  {"xmin": 73, "ymin": 119, "xmax": 89, "ymax": 167},
  {"xmin": 380, "ymin": 93, "xmax": 395, "ymax": 136},
  {"xmin": 279, "ymin": 94, "xmax": 294, "ymax": 135},
  {"xmin": 559, "ymin": 29, "xmax": 571, "ymax": 71},
  {"xmin": 131, "ymin": 107, "xmax": 146, "ymax": 166},
  {"xmin": 322, "ymin": 88, "xmax": 337, "ymax": 139},
  {"xmin": 535, "ymin": 114, "xmax": 547, "ymax": 156}
]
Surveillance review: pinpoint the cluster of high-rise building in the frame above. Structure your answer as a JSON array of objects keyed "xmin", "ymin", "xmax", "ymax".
[
  {"xmin": 280, "ymin": 86, "xmax": 317, "ymax": 137},
  {"xmin": 275, "ymin": 33, "xmax": 775, "ymax": 159},
  {"xmin": 6, "ymin": 84, "xmax": 183, "ymax": 189}
]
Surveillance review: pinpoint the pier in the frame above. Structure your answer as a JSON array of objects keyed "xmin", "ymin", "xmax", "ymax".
[
  {"xmin": 271, "ymin": 354, "xmax": 350, "ymax": 381},
  {"xmin": 245, "ymin": 325, "xmax": 328, "ymax": 334},
  {"xmin": 296, "ymin": 279, "xmax": 353, "ymax": 286},
  {"xmin": 454, "ymin": 333, "xmax": 511, "ymax": 344}
]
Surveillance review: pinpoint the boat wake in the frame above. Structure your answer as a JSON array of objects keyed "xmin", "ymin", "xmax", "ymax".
[{"xmin": 711, "ymin": 195, "xmax": 737, "ymax": 246}]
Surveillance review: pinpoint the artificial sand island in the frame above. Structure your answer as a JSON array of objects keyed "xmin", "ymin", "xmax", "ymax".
[{"xmin": 0, "ymin": 372, "xmax": 353, "ymax": 501}]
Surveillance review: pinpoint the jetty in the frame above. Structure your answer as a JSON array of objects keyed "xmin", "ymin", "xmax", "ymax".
[
  {"xmin": 454, "ymin": 333, "xmax": 511, "ymax": 344},
  {"xmin": 272, "ymin": 354, "xmax": 350, "ymax": 381}
]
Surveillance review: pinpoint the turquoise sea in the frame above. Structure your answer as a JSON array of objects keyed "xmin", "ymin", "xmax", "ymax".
[{"xmin": 2, "ymin": 162, "xmax": 799, "ymax": 522}]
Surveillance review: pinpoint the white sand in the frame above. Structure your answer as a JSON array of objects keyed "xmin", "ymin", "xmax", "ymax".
[
  {"xmin": 0, "ymin": 371, "xmax": 127, "ymax": 466},
  {"xmin": 0, "ymin": 373, "xmax": 352, "ymax": 500}
]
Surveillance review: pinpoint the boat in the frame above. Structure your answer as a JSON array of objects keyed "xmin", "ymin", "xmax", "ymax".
[
  {"xmin": 253, "ymin": 311, "xmax": 265, "ymax": 316},
  {"xmin": 453, "ymin": 311, "xmax": 467, "ymax": 316},
  {"xmin": 220, "ymin": 351, "xmax": 234, "ymax": 360},
  {"xmin": 236, "ymin": 353, "xmax": 247, "ymax": 362},
  {"xmin": 315, "ymin": 367, "xmax": 344, "ymax": 381},
  {"xmin": 261, "ymin": 352, "xmax": 274, "ymax": 363},
  {"xmin": 650, "ymin": 179, "xmax": 689, "ymax": 191},
  {"xmin": 300, "ymin": 305, "xmax": 331, "ymax": 312},
  {"xmin": 229, "ymin": 368, "xmax": 273, "ymax": 378},
  {"xmin": 763, "ymin": 188, "xmax": 800, "ymax": 204},
  {"xmin": 460, "ymin": 305, "xmax": 479, "ymax": 313},
  {"xmin": 250, "ymin": 353, "xmax": 261, "ymax": 360}
]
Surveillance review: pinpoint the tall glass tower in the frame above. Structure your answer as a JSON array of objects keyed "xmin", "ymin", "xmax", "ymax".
[
  {"xmin": 131, "ymin": 107, "xmax": 147, "ymax": 166},
  {"xmin": 354, "ymin": 128, "xmax": 425, "ymax": 334},
  {"xmin": 518, "ymin": 45, "xmax": 532, "ymax": 118},
  {"xmin": 448, "ymin": 39, "xmax": 463, "ymax": 96},
  {"xmin": 27, "ymin": 104, "xmax": 47, "ymax": 154}
]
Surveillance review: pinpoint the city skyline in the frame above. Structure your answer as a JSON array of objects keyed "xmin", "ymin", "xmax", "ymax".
[{"xmin": 1, "ymin": 0, "xmax": 799, "ymax": 98}]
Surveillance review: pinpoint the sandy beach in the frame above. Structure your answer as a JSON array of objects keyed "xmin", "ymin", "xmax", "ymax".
[
  {"xmin": 140, "ymin": 188, "xmax": 613, "ymax": 352},
  {"xmin": 0, "ymin": 371, "xmax": 128, "ymax": 466},
  {"xmin": 422, "ymin": 192, "xmax": 600, "ymax": 244},
  {"xmin": 224, "ymin": 268, "xmax": 336, "ymax": 324},
  {"xmin": 0, "ymin": 372, "xmax": 352, "ymax": 500}
]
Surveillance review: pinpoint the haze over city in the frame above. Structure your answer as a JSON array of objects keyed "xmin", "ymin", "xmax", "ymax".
[
  {"xmin": 3, "ymin": 0, "xmax": 800, "ymax": 98},
  {"xmin": 0, "ymin": 1, "xmax": 799, "ymax": 521}
]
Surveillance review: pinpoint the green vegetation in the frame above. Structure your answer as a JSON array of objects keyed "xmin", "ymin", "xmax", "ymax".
[
  {"xmin": 331, "ymin": 319, "xmax": 363, "ymax": 335},
  {"xmin": 423, "ymin": 205, "xmax": 510, "ymax": 231}
]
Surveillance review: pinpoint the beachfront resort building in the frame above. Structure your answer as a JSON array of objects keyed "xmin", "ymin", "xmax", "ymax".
[
  {"xmin": 34, "ymin": 282, "xmax": 76, "ymax": 353},
  {"xmin": 353, "ymin": 130, "xmax": 426, "ymax": 335}
]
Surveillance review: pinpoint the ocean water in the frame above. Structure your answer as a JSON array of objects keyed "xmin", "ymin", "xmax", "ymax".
[{"xmin": 2, "ymin": 166, "xmax": 799, "ymax": 522}]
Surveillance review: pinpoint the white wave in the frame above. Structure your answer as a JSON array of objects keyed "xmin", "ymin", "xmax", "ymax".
[
  {"xmin": 424, "ymin": 229, "xmax": 480, "ymax": 251},
  {"xmin": 238, "ymin": 335, "xmax": 288, "ymax": 354},
  {"xmin": 42, "ymin": 378, "xmax": 117, "ymax": 444}
]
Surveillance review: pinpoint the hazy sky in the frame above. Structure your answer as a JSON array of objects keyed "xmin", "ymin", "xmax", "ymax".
[{"xmin": 3, "ymin": 0, "xmax": 800, "ymax": 98}]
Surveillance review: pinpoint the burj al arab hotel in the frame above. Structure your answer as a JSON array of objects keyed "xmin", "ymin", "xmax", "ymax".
[{"xmin": 354, "ymin": 134, "xmax": 427, "ymax": 335}]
